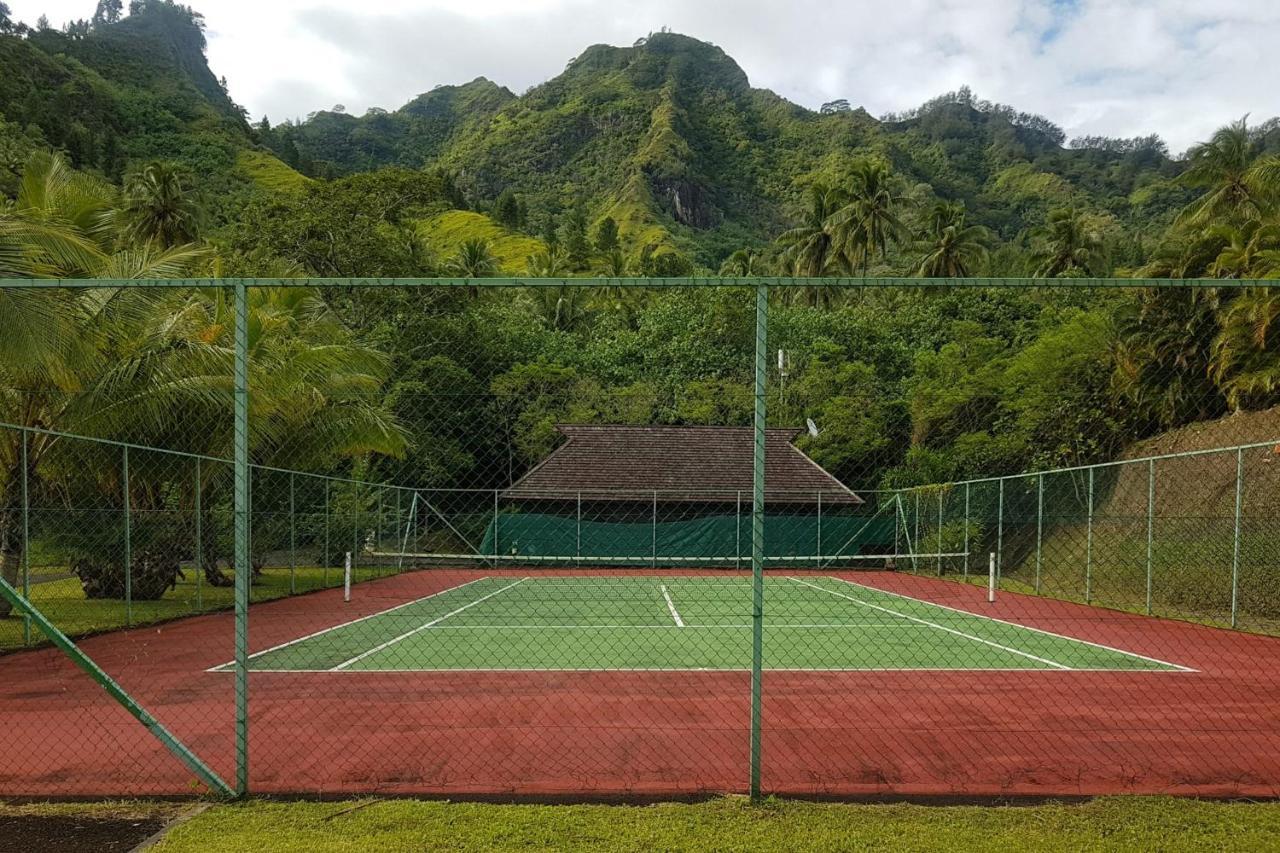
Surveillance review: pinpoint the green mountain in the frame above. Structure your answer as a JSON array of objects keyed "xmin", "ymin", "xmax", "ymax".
[
  {"xmin": 0, "ymin": 1, "xmax": 299, "ymax": 204},
  {"xmin": 266, "ymin": 32, "xmax": 1191, "ymax": 265}
]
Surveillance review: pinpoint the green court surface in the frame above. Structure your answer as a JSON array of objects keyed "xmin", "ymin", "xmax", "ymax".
[{"xmin": 225, "ymin": 575, "xmax": 1190, "ymax": 673}]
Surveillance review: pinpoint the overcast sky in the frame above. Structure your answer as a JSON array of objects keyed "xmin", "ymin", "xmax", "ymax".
[{"xmin": 10, "ymin": 0, "xmax": 1280, "ymax": 153}]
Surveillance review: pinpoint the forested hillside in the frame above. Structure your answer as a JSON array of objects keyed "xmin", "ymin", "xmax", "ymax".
[{"xmin": 2, "ymin": 0, "xmax": 1280, "ymax": 509}]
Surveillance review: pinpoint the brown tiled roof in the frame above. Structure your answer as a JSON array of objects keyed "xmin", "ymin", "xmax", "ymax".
[{"xmin": 502, "ymin": 425, "xmax": 862, "ymax": 504}]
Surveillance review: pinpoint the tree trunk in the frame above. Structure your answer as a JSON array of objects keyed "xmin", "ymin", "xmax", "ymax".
[{"xmin": 0, "ymin": 542, "xmax": 20, "ymax": 619}]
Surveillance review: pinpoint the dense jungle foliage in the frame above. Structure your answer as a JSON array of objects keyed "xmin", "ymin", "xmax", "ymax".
[{"xmin": 2, "ymin": 0, "xmax": 1280, "ymax": 535}]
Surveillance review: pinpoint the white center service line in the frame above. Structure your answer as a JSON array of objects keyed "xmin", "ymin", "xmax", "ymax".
[
  {"xmin": 329, "ymin": 578, "xmax": 529, "ymax": 671},
  {"xmin": 660, "ymin": 584, "xmax": 685, "ymax": 627},
  {"xmin": 788, "ymin": 577, "xmax": 1072, "ymax": 670}
]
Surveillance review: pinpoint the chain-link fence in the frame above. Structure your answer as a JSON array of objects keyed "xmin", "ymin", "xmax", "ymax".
[{"xmin": 2, "ymin": 278, "xmax": 1279, "ymax": 799}]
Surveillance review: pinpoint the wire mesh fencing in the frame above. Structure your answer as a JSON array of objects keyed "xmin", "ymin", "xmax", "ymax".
[{"xmin": 1, "ymin": 278, "xmax": 1279, "ymax": 800}]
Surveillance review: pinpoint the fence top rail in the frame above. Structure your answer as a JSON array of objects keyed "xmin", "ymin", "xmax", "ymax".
[
  {"xmin": 0, "ymin": 277, "xmax": 1275, "ymax": 290},
  {"xmin": 893, "ymin": 437, "xmax": 1280, "ymax": 495}
]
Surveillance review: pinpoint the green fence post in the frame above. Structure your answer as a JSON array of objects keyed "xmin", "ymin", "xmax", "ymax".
[
  {"xmin": 936, "ymin": 489, "xmax": 943, "ymax": 576},
  {"xmin": 123, "ymin": 445, "xmax": 132, "ymax": 628},
  {"xmin": 996, "ymin": 478, "xmax": 1004, "ymax": 580},
  {"xmin": 736, "ymin": 490, "xmax": 742, "ymax": 571},
  {"xmin": 749, "ymin": 282, "xmax": 767, "ymax": 801},
  {"xmin": 962, "ymin": 482, "xmax": 970, "ymax": 578},
  {"xmin": 651, "ymin": 490, "xmax": 658, "ymax": 569},
  {"xmin": 1232, "ymin": 448, "xmax": 1243, "ymax": 629},
  {"xmin": 323, "ymin": 479, "xmax": 330, "ymax": 586},
  {"xmin": 352, "ymin": 480, "xmax": 360, "ymax": 580},
  {"xmin": 233, "ymin": 279, "xmax": 250, "ymax": 797},
  {"xmin": 1086, "ymin": 467, "xmax": 1094, "ymax": 604},
  {"xmin": 194, "ymin": 459, "xmax": 203, "ymax": 612},
  {"xmin": 576, "ymin": 491, "xmax": 581, "ymax": 559},
  {"xmin": 289, "ymin": 472, "xmax": 296, "ymax": 595},
  {"xmin": 493, "ymin": 489, "xmax": 500, "ymax": 563},
  {"xmin": 816, "ymin": 491, "xmax": 822, "ymax": 568},
  {"xmin": 21, "ymin": 430, "xmax": 30, "ymax": 646},
  {"xmin": 0, "ymin": 575, "xmax": 235, "ymax": 798},
  {"xmin": 1146, "ymin": 459, "xmax": 1154, "ymax": 615},
  {"xmin": 1035, "ymin": 473, "xmax": 1044, "ymax": 595},
  {"xmin": 394, "ymin": 487, "xmax": 401, "ymax": 574}
]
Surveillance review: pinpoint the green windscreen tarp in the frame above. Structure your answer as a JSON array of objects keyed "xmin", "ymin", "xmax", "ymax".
[{"xmin": 479, "ymin": 511, "xmax": 896, "ymax": 565}]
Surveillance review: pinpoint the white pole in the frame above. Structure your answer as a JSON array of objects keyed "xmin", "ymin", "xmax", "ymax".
[
  {"xmin": 344, "ymin": 551, "xmax": 352, "ymax": 603},
  {"xmin": 987, "ymin": 552, "xmax": 996, "ymax": 603}
]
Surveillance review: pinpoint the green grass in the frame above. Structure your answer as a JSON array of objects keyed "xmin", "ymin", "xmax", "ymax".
[
  {"xmin": 0, "ymin": 564, "xmax": 391, "ymax": 652},
  {"xmin": 417, "ymin": 210, "xmax": 546, "ymax": 273},
  {"xmin": 141, "ymin": 797, "xmax": 1280, "ymax": 852},
  {"xmin": 237, "ymin": 575, "xmax": 1181, "ymax": 672},
  {"xmin": 235, "ymin": 150, "xmax": 312, "ymax": 193}
]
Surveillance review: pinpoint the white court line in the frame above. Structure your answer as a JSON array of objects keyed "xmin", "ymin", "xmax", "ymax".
[
  {"xmin": 205, "ymin": 576, "xmax": 492, "ymax": 672},
  {"xmin": 329, "ymin": 578, "xmax": 529, "ymax": 671},
  {"xmin": 660, "ymin": 585, "xmax": 685, "ymax": 627},
  {"xmin": 789, "ymin": 577, "xmax": 1072, "ymax": 670},
  {"xmin": 236, "ymin": 666, "xmax": 1195, "ymax": 674},
  {"xmin": 827, "ymin": 576, "xmax": 1195, "ymax": 672},
  {"xmin": 371, "ymin": 623, "xmax": 903, "ymax": 630}
]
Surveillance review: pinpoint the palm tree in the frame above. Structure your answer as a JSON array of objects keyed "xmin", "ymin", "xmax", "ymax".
[
  {"xmin": 1029, "ymin": 208, "xmax": 1108, "ymax": 277},
  {"xmin": 1178, "ymin": 118, "xmax": 1280, "ymax": 227},
  {"xmin": 525, "ymin": 246, "xmax": 568, "ymax": 278},
  {"xmin": 445, "ymin": 238, "xmax": 498, "ymax": 278},
  {"xmin": 913, "ymin": 202, "xmax": 990, "ymax": 277},
  {"xmin": 776, "ymin": 183, "xmax": 846, "ymax": 278},
  {"xmin": 1211, "ymin": 287, "xmax": 1280, "ymax": 410},
  {"xmin": 1206, "ymin": 220, "xmax": 1280, "ymax": 279},
  {"xmin": 0, "ymin": 152, "xmax": 405, "ymax": 607},
  {"xmin": 120, "ymin": 161, "xmax": 201, "ymax": 248},
  {"xmin": 718, "ymin": 248, "xmax": 767, "ymax": 276},
  {"xmin": 825, "ymin": 159, "xmax": 913, "ymax": 275}
]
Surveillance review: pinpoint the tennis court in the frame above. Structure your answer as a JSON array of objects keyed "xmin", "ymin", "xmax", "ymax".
[{"xmin": 215, "ymin": 574, "xmax": 1190, "ymax": 673}]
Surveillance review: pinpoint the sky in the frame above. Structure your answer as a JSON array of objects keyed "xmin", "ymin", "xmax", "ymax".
[{"xmin": 10, "ymin": 0, "xmax": 1280, "ymax": 154}]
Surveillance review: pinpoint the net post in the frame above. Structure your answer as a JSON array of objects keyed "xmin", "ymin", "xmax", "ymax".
[
  {"xmin": 1035, "ymin": 472, "xmax": 1044, "ymax": 595},
  {"xmin": 1232, "ymin": 448, "xmax": 1243, "ymax": 628},
  {"xmin": 194, "ymin": 459, "xmax": 203, "ymax": 612},
  {"xmin": 21, "ymin": 429, "xmax": 30, "ymax": 646},
  {"xmin": 1086, "ymin": 467, "xmax": 1094, "ymax": 604},
  {"xmin": 123, "ymin": 444, "xmax": 132, "ymax": 627},
  {"xmin": 749, "ymin": 281, "xmax": 767, "ymax": 801},
  {"xmin": 996, "ymin": 478, "xmax": 1004, "ymax": 581},
  {"xmin": 232, "ymin": 278, "xmax": 250, "ymax": 797},
  {"xmin": 962, "ymin": 482, "xmax": 970, "ymax": 578},
  {"xmin": 1145, "ymin": 459, "xmax": 1154, "ymax": 615},
  {"xmin": 988, "ymin": 552, "xmax": 996, "ymax": 602},
  {"xmin": 289, "ymin": 472, "xmax": 296, "ymax": 595}
]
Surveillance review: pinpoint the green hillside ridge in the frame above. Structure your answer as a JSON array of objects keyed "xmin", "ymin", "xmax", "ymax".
[
  {"xmin": 418, "ymin": 210, "xmax": 545, "ymax": 273},
  {"xmin": 264, "ymin": 31, "xmax": 1211, "ymax": 266}
]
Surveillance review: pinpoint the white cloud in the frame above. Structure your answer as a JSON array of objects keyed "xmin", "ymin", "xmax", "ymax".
[{"xmin": 8, "ymin": 0, "xmax": 1279, "ymax": 152}]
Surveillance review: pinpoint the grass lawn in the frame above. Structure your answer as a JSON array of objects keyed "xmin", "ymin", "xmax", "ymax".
[
  {"xmin": 102, "ymin": 796, "xmax": 1280, "ymax": 852},
  {"xmin": 0, "ymin": 564, "xmax": 389, "ymax": 652}
]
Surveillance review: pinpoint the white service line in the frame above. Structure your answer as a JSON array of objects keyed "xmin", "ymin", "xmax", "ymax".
[
  {"xmin": 329, "ymin": 578, "xmax": 529, "ymax": 671},
  {"xmin": 660, "ymin": 584, "xmax": 685, "ymax": 627},
  {"xmin": 788, "ymin": 577, "xmax": 1072, "ymax": 670},
  {"xmin": 827, "ymin": 576, "xmax": 1195, "ymax": 672},
  {"xmin": 205, "ymin": 576, "xmax": 492, "ymax": 672}
]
